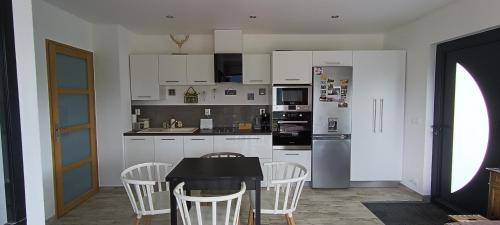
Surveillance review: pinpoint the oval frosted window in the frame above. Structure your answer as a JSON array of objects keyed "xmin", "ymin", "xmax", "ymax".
[{"xmin": 451, "ymin": 63, "xmax": 490, "ymax": 193}]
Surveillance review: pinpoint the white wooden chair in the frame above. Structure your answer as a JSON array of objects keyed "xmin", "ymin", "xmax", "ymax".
[
  {"xmin": 201, "ymin": 152, "xmax": 245, "ymax": 158},
  {"xmin": 121, "ymin": 162, "xmax": 173, "ymax": 225},
  {"xmin": 173, "ymin": 181, "xmax": 246, "ymax": 225},
  {"xmin": 248, "ymin": 162, "xmax": 308, "ymax": 225}
]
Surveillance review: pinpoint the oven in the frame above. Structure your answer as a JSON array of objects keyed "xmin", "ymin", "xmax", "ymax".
[
  {"xmin": 272, "ymin": 111, "xmax": 312, "ymax": 150},
  {"xmin": 272, "ymin": 85, "xmax": 312, "ymax": 112}
]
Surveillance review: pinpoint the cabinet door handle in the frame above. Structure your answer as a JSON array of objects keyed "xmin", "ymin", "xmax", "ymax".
[
  {"xmin": 325, "ymin": 61, "xmax": 341, "ymax": 65},
  {"xmin": 372, "ymin": 99, "xmax": 377, "ymax": 133},
  {"xmin": 249, "ymin": 80, "xmax": 263, "ymax": 82},
  {"xmin": 226, "ymin": 138, "xmax": 261, "ymax": 140},
  {"xmin": 137, "ymin": 95, "xmax": 151, "ymax": 98},
  {"xmin": 285, "ymin": 78, "xmax": 300, "ymax": 81},
  {"xmin": 194, "ymin": 81, "xmax": 207, "ymax": 83},
  {"xmin": 165, "ymin": 81, "xmax": 179, "ymax": 83},
  {"xmin": 130, "ymin": 138, "xmax": 145, "ymax": 141},
  {"xmin": 161, "ymin": 138, "xmax": 176, "ymax": 141},
  {"xmin": 380, "ymin": 98, "xmax": 384, "ymax": 133},
  {"xmin": 285, "ymin": 153, "xmax": 299, "ymax": 156},
  {"xmin": 190, "ymin": 138, "xmax": 205, "ymax": 141}
]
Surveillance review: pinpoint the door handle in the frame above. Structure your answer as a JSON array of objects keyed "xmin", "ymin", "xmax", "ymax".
[
  {"xmin": 285, "ymin": 78, "xmax": 300, "ymax": 81},
  {"xmin": 130, "ymin": 138, "xmax": 146, "ymax": 141},
  {"xmin": 194, "ymin": 81, "xmax": 207, "ymax": 83},
  {"xmin": 165, "ymin": 81, "xmax": 179, "ymax": 83},
  {"xmin": 161, "ymin": 138, "xmax": 176, "ymax": 141},
  {"xmin": 372, "ymin": 99, "xmax": 377, "ymax": 133},
  {"xmin": 285, "ymin": 153, "xmax": 299, "ymax": 156},
  {"xmin": 137, "ymin": 95, "xmax": 151, "ymax": 98},
  {"xmin": 379, "ymin": 98, "xmax": 384, "ymax": 133},
  {"xmin": 249, "ymin": 80, "xmax": 263, "ymax": 82},
  {"xmin": 55, "ymin": 125, "xmax": 61, "ymax": 142},
  {"xmin": 277, "ymin": 121, "xmax": 308, "ymax": 124},
  {"xmin": 190, "ymin": 138, "xmax": 205, "ymax": 141}
]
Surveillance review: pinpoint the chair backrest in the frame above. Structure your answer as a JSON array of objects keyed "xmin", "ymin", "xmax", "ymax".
[
  {"xmin": 201, "ymin": 152, "xmax": 245, "ymax": 158},
  {"xmin": 121, "ymin": 162, "xmax": 173, "ymax": 216},
  {"xmin": 263, "ymin": 161, "xmax": 308, "ymax": 214},
  {"xmin": 173, "ymin": 181, "xmax": 246, "ymax": 225}
]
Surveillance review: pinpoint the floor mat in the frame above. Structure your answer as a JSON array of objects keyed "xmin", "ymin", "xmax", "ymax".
[{"xmin": 363, "ymin": 201, "xmax": 454, "ymax": 225}]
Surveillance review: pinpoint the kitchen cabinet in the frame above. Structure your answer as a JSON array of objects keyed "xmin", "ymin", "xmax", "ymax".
[
  {"xmin": 187, "ymin": 55, "xmax": 215, "ymax": 85},
  {"xmin": 130, "ymin": 55, "xmax": 160, "ymax": 100},
  {"xmin": 273, "ymin": 150, "xmax": 312, "ymax": 181},
  {"xmin": 154, "ymin": 136, "xmax": 184, "ymax": 167},
  {"xmin": 158, "ymin": 55, "xmax": 187, "ymax": 85},
  {"xmin": 124, "ymin": 136, "xmax": 155, "ymax": 168},
  {"xmin": 243, "ymin": 54, "xmax": 271, "ymax": 84},
  {"xmin": 313, "ymin": 51, "xmax": 353, "ymax": 67},
  {"xmin": 213, "ymin": 135, "xmax": 272, "ymax": 158},
  {"xmin": 351, "ymin": 50, "xmax": 406, "ymax": 181},
  {"xmin": 183, "ymin": 136, "xmax": 214, "ymax": 157},
  {"xmin": 272, "ymin": 51, "xmax": 312, "ymax": 84}
]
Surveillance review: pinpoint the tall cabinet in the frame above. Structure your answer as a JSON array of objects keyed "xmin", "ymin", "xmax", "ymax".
[{"xmin": 351, "ymin": 50, "xmax": 406, "ymax": 181}]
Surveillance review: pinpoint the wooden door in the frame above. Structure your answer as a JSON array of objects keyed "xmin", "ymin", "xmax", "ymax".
[{"xmin": 46, "ymin": 40, "xmax": 98, "ymax": 217}]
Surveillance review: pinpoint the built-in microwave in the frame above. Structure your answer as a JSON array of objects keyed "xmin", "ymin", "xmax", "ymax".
[{"xmin": 272, "ymin": 85, "xmax": 312, "ymax": 112}]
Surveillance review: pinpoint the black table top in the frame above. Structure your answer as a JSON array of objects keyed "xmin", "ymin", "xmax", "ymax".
[{"xmin": 166, "ymin": 157, "xmax": 263, "ymax": 181}]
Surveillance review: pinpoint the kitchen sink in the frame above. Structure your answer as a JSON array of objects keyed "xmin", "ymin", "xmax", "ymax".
[{"xmin": 137, "ymin": 127, "xmax": 199, "ymax": 133}]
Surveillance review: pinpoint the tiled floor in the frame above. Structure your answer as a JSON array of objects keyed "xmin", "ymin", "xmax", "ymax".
[{"xmin": 47, "ymin": 186, "xmax": 421, "ymax": 225}]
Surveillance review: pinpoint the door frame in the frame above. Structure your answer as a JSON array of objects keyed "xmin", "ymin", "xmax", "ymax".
[
  {"xmin": 431, "ymin": 27, "xmax": 500, "ymax": 208},
  {"xmin": 46, "ymin": 40, "xmax": 99, "ymax": 217},
  {"xmin": 0, "ymin": 0, "xmax": 27, "ymax": 223}
]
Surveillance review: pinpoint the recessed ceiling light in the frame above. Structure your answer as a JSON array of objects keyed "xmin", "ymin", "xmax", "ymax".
[
  {"xmin": 331, "ymin": 15, "xmax": 340, "ymax": 19},
  {"xmin": 165, "ymin": 15, "xmax": 175, "ymax": 19},
  {"xmin": 249, "ymin": 15, "xmax": 257, "ymax": 19}
]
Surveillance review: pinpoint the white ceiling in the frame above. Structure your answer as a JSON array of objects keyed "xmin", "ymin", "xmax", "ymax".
[{"xmin": 42, "ymin": 0, "xmax": 456, "ymax": 35}]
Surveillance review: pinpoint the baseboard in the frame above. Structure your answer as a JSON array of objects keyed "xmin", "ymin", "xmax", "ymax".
[{"xmin": 350, "ymin": 181, "xmax": 401, "ymax": 187}]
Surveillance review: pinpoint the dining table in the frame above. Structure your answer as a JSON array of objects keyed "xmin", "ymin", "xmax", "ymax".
[{"xmin": 166, "ymin": 157, "xmax": 264, "ymax": 225}]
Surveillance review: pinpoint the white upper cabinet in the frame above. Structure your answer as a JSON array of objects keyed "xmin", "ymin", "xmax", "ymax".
[
  {"xmin": 158, "ymin": 55, "xmax": 187, "ymax": 85},
  {"xmin": 187, "ymin": 55, "xmax": 215, "ymax": 85},
  {"xmin": 313, "ymin": 51, "xmax": 353, "ymax": 67},
  {"xmin": 130, "ymin": 55, "xmax": 160, "ymax": 100},
  {"xmin": 272, "ymin": 51, "xmax": 312, "ymax": 84},
  {"xmin": 351, "ymin": 50, "xmax": 406, "ymax": 181},
  {"xmin": 243, "ymin": 54, "xmax": 271, "ymax": 84}
]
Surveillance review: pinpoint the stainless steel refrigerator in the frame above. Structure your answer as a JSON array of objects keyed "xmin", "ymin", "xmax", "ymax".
[{"xmin": 312, "ymin": 66, "xmax": 352, "ymax": 188}]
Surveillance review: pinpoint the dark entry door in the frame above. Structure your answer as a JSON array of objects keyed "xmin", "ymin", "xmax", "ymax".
[{"xmin": 433, "ymin": 28, "xmax": 500, "ymax": 215}]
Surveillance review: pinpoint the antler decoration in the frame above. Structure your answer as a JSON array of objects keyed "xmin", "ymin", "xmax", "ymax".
[{"xmin": 169, "ymin": 34, "xmax": 190, "ymax": 53}]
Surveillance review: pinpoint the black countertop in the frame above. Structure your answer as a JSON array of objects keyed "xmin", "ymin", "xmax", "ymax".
[{"xmin": 123, "ymin": 128, "xmax": 272, "ymax": 136}]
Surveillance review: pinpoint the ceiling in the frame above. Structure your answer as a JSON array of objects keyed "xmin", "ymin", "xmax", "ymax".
[{"xmin": 41, "ymin": 0, "xmax": 456, "ymax": 35}]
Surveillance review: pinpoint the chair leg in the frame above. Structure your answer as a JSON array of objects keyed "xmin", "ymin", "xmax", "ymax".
[
  {"xmin": 285, "ymin": 214, "xmax": 296, "ymax": 225},
  {"xmin": 134, "ymin": 217, "xmax": 141, "ymax": 225},
  {"xmin": 247, "ymin": 208, "xmax": 254, "ymax": 225},
  {"xmin": 145, "ymin": 216, "xmax": 151, "ymax": 225}
]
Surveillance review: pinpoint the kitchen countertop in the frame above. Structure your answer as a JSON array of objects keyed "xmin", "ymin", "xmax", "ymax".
[{"xmin": 123, "ymin": 128, "xmax": 272, "ymax": 136}]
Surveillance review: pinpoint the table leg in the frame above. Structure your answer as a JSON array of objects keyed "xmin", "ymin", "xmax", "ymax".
[
  {"xmin": 169, "ymin": 181, "xmax": 177, "ymax": 225},
  {"xmin": 255, "ymin": 181, "xmax": 261, "ymax": 225}
]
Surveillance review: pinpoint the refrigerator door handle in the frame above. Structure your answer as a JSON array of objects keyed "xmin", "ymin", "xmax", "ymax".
[
  {"xmin": 380, "ymin": 98, "xmax": 384, "ymax": 133},
  {"xmin": 372, "ymin": 99, "xmax": 377, "ymax": 133}
]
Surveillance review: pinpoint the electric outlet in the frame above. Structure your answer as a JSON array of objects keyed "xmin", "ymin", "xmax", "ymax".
[{"xmin": 205, "ymin": 109, "xmax": 211, "ymax": 116}]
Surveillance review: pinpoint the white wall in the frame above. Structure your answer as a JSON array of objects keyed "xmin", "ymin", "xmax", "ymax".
[
  {"xmin": 32, "ymin": 0, "xmax": 93, "ymax": 219},
  {"xmin": 384, "ymin": 0, "xmax": 500, "ymax": 195},
  {"xmin": 93, "ymin": 24, "xmax": 132, "ymax": 187},
  {"xmin": 12, "ymin": 0, "xmax": 46, "ymax": 224}
]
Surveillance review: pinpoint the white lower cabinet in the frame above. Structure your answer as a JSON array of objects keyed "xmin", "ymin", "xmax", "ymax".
[
  {"xmin": 154, "ymin": 136, "xmax": 184, "ymax": 167},
  {"xmin": 259, "ymin": 158, "xmax": 272, "ymax": 187},
  {"xmin": 183, "ymin": 136, "xmax": 214, "ymax": 157},
  {"xmin": 213, "ymin": 135, "xmax": 272, "ymax": 158},
  {"xmin": 273, "ymin": 150, "xmax": 312, "ymax": 181},
  {"xmin": 124, "ymin": 136, "xmax": 155, "ymax": 168}
]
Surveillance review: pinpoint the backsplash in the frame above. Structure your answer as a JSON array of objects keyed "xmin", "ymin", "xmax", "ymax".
[
  {"xmin": 132, "ymin": 83, "xmax": 271, "ymax": 106},
  {"xmin": 132, "ymin": 105, "xmax": 271, "ymax": 128}
]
